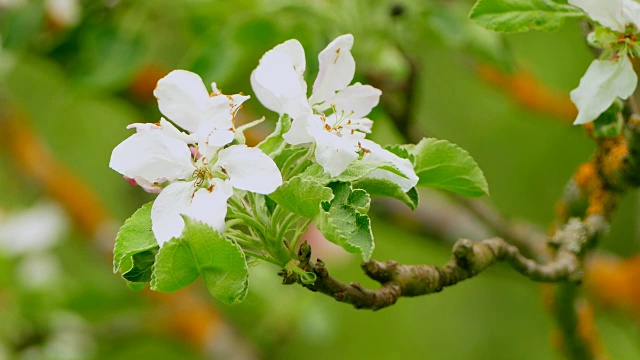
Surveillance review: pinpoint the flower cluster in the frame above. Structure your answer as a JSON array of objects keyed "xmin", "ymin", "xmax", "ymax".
[
  {"xmin": 569, "ymin": 0, "xmax": 640, "ymax": 125},
  {"xmin": 110, "ymin": 34, "xmax": 418, "ymax": 259},
  {"xmin": 252, "ymin": 34, "xmax": 418, "ymax": 191},
  {"xmin": 110, "ymin": 70, "xmax": 282, "ymax": 246}
]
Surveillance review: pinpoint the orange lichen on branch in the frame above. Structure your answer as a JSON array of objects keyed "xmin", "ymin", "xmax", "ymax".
[
  {"xmin": 1, "ymin": 111, "xmax": 109, "ymax": 236},
  {"xmin": 575, "ymin": 300, "xmax": 607, "ymax": 360},
  {"xmin": 585, "ymin": 254, "xmax": 640, "ymax": 320},
  {"xmin": 597, "ymin": 136, "xmax": 629, "ymax": 188},
  {"xmin": 476, "ymin": 64, "xmax": 577, "ymax": 122},
  {"xmin": 540, "ymin": 284, "xmax": 608, "ymax": 360}
]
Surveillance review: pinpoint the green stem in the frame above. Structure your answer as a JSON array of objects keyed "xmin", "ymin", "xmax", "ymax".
[
  {"xmin": 227, "ymin": 209, "xmax": 267, "ymax": 239},
  {"xmin": 243, "ymin": 250, "xmax": 281, "ymax": 266},
  {"xmin": 287, "ymin": 144, "xmax": 315, "ymax": 178},
  {"xmin": 276, "ymin": 213, "xmax": 301, "ymax": 246},
  {"xmin": 290, "ymin": 219, "xmax": 313, "ymax": 255},
  {"xmin": 227, "ymin": 229, "xmax": 262, "ymax": 248}
]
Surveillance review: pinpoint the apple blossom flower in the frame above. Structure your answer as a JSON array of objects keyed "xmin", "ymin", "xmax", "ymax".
[
  {"xmin": 252, "ymin": 35, "xmax": 418, "ymax": 189},
  {"xmin": 110, "ymin": 70, "xmax": 282, "ymax": 246},
  {"xmin": 154, "ymin": 69, "xmax": 250, "ymax": 157},
  {"xmin": 567, "ymin": 0, "xmax": 640, "ymax": 125},
  {"xmin": 569, "ymin": 0, "xmax": 640, "ymax": 33}
]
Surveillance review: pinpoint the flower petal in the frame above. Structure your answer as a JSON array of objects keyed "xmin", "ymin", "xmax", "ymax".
[
  {"xmin": 309, "ymin": 34, "xmax": 356, "ymax": 107},
  {"xmin": 251, "ymin": 40, "xmax": 309, "ymax": 118},
  {"xmin": 154, "ymin": 70, "xmax": 211, "ymax": 132},
  {"xmin": 569, "ymin": 0, "xmax": 626, "ymax": 32},
  {"xmin": 283, "ymin": 112, "xmax": 320, "ymax": 145},
  {"xmin": 110, "ymin": 128, "xmax": 196, "ymax": 183},
  {"xmin": 317, "ymin": 83, "xmax": 382, "ymax": 119},
  {"xmin": 310, "ymin": 128, "xmax": 359, "ymax": 177},
  {"xmin": 622, "ymin": 0, "xmax": 640, "ymax": 30},
  {"xmin": 360, "ymin": 140, "xmax": 419, "ymax": 192},
  {"xmin": 184, "ymin": 179, "xmax": 233, "ymax": 233},
  {"xmin": 216, "ymin": 145, "xmax": 283, "ymax": 194},
  {"xmin": 151, "ymin": 181, "xmax": 195, "ymax": 247},
  {"xmin": 570, "ymin": 57, "xmax": 638, "ymax": 125}
]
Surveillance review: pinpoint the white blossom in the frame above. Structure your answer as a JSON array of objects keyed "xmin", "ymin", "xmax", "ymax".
[
  {"xmin": 567, "ymin": 1, "xmax": 640, "ymax": 124},
  {"xmin": 571, "ymin": 57, "xmax": 638, "ymax": 125},
  {"xmin": 569, "ymin": 0, "xmax": 640, "ymax": 33},
  {"xmin": 252, "ymin": 35, "xmax": 417, "ymax": 189},
  {"xmin": 111, "ymin": 70, "xmax": 282, "ymax": 246}
]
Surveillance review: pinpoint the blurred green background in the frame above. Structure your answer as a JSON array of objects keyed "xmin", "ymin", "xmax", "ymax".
[{"xmin": 1, "ymin": 0, "xmax": 640, "ymax": 359}]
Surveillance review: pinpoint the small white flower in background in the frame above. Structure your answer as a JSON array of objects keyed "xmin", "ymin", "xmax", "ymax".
[
  {"xmin": 0, "ymin": 202, "xmax": 68, "ymax": 289},
  {"xmin": 0, "ymin": 202, "xmax": 69, "ymax": 256},
  {"xmin": 568, "ymin": 0, "xmax": 640, "ymax": 125},
  {"xmin": 45, "ymin": 0, "xmax": 81, "ymax": 28},
  {"xmin": 252, "ymin": 34, "xmax": 418, "ymax": 189},
  {"xmin": 0, "ymin": 0, "xmax": 27, "ymax": 10},
  {"xmin": 110, "ymin": 70, "xmax": 282, "ymax": 246}
]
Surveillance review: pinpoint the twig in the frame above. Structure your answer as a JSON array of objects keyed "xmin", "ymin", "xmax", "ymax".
[{"xmin": 289, "ymin": 213, "xmax": 602, "ymax": 311}]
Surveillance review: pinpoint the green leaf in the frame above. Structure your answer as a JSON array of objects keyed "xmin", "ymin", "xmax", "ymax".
[
  {"xmin": 316, "ymin": 182, "xmax": 375, "ymax": 261},
  {"xmin": 273, "ymin": 147, "xmax": 309, "ymax": 175},
  {"xmin": 234, "ymin": 117, "xmax": 265, "ymax": 144},
  {"xmin": 257, "ymin": 114, "xmax": 292, "ymax": 156},
  {"xmin": 301, "ymin": 161, "xmax": 408, "ymax": 186},
  {"xmin": 269, "ymin": 176, "xmax": 333, "ymax": 219},
  {"xmin": 151, "ymin": 238, "xmax": 199, "ymax": 292},
  {"xmin": 469, "ymin": 0, "xmax": 583, "ymax": 33},
  {"xmin": 384, "ymin": 144, "xmax": 416, "ymax": 165},
  {"xmin": 410, "ymin": 138, "xmax": 489, "ymax": 197},
  {"xmin": 113, "ymin": 202, "xmax": 158, "ymax": 273},
  {"xmin": 181, "ymin": 218, "xmax": 249, "ymax": 304},
  {"xmin": 122, "ymin": 249, "xmax": 157, "ymax": 284},
  {"xmin": 353, "ymin": 178, "xmax": 419, "ymax": 210}
]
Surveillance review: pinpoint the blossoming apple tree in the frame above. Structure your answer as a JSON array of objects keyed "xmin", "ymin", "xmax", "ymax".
[{"xmin": 109, "ymin": 1, "xmax": 640, "ymax": 358}]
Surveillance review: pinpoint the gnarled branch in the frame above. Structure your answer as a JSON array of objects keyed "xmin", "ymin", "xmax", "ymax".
[{"xmin": 288, "ymin": 214, "xmax": 604, "ymax": 310}]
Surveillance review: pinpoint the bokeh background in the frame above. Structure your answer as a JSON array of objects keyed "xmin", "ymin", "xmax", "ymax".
[{"xmin": 1, "ymin": 0, "xmax": 640, "ymax": 359}]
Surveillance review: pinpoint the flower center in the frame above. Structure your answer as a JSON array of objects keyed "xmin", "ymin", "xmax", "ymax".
[
  {"xmin": 320, "ymin": 111, "xmax": 362, "ymax": 137},
  {"xmin": 193, "ymin": 166, "xmax": 213, "ymax": 187}
]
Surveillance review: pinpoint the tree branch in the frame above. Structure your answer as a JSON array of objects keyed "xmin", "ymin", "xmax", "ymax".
[{"xmin": 288, "ymin": 213, "xmax": 603, "ymax": 310}]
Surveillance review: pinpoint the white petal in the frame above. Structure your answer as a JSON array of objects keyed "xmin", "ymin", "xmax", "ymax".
[
  {"xmin": 184, "ymin": 179, "xmax": 233, "ymax": 233},
  {"xmin": 622, "ymin": 0, "xmax": 640, "ymax": 30},
  {"xmin": 571, "ymin": 57, "xmax": 638, "ymax": 125},
  {"xmin": 569, "ymin": 0, "xmax": 626, "ymax": 32},
  {"xmin": 283, "ymin": 112, "xmax": 321, "ymax": 145},
  {"xmin": 127, "ymin": 119, "xmax": 194, "ymax": 143},
  {"xmin": 159, "ymin": 118, "xmax": 194, "ymax": 143},
  {"xmin": 309, "ymin": 34, "xmax": 356, "ymax": 106},
  {"xmin": 274, "ymin": 39, "xmax": 307, "ymax": 76},
  {"xmin": 154, "ymin": 70, "xmax": 211, "ymax": 132},
  {"xmin": 206, "ymin": 128, "xmax": 235, "ymax": 147},
  {"xmin": 131, "ymin": 176, "xmax": 163, "ymax": 194},
  {"xmin": 317, "ymin": 83, "xmax": 382, "ymax": 119},
  {"xmin": 126, "ymin": 122, "xmax": 160, "ymax": 132},
  {"xmin": 310, "ymin": 128, "xmax": 359, "ymax": 177},
  {"xmin": 251, "ymin": 42, "xmax": 309, "ymax": 117},
  {"xmin": 216, "ymin": 145, "xmax": 283, "ymax": 194},
  {"xmin": 110, "ymin": 129, "xmax": 196, "ymax": 183},
  {"xmin": 151, "ymin": 181, "xmax": 194, "ymax": 247},
  {"xmin": 360, "ymin": 140, "xmax": 418, "ymax": 192}
]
